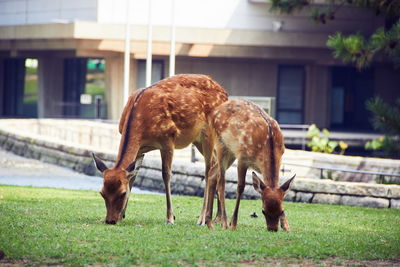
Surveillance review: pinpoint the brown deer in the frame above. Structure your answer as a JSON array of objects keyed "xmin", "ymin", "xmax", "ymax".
[
  {"xmin": 204, "ymin": 98, "xmax": 295, "ymax": 231},
  {"xmin": 92, "ymin": 74, "xmax": 228, "ymax": 225}
]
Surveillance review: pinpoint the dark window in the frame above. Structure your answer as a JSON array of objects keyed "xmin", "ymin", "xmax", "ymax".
[
  {"xmin": 277, "ymin": 65, "xmax": 304, "ymax": 124},
  {"xmin": 330, "ymin": 67, "xmax": 374, "ymax": 130}
]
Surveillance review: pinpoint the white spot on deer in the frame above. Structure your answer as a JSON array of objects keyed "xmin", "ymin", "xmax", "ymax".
[
  {"xmin": 221, "ymin": 130, "xmax": 240, "ymax": 155},
  {"xmin": 248, "ymin": 137, "xmax": 253, "ymax": 145}
]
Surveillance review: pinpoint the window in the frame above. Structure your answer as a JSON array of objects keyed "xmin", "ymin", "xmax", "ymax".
[
  {"xmin": 277, "ymin": 66, "xmax": 304, "ymax": 124},
  {"xmin": 330, "ymin": 67, "xmax": 374, "ymax": 130}
]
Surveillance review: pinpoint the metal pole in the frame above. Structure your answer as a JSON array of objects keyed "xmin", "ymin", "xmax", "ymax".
[
  {"xmin": 123, "ymin": 0, "xmax": 131, "ymax": 105},
  {"xmin": 95, "ymin": 96, "xmax": 102, "ymax": 119},
  {"xmin": 146, "ymin": 0, "xmax": 153, "ymax": 87},
  {"xmin": 169, "ymin": 0, "xmax": 176, "ymax": 77}
]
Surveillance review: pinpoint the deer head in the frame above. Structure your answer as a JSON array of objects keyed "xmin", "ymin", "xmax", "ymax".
[
  {"xmin": 92, "ymin": 153, "xmax": 138, "ymax": 224},
  {"xmin": 252, "ymin": 172, "xmax": 295, "ymax": 232}
]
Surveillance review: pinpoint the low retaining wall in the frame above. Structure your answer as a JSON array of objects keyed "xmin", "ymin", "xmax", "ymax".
[{"xmin": 0, "ymin": 119, "xmax": 399, "ymax": 209}]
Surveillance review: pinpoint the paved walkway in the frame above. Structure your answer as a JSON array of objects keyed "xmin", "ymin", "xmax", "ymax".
[{"xmin": 0, "ymin": 148, "xmax": 159, "ymax": 194}]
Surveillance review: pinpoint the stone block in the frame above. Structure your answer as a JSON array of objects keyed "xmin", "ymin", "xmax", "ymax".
[
  {"xmin": 292, "ymin": 178, "xmax": 397, "ymax": 199},
  {"xmin": 143, "ymin": 169, "xmax": 163, "ymax": 182},
  {"xmin": 243, "ymin": 186, "xmax": 259, "ymax": 199},
  {"xmin": 284, "ymin": 190, "xmax": 296, "ymax": 202},
  {"xmin": 142, "ymin": 158, "xmax": 162, "ymax": 171},
  {"xmin": 134, "ymin": 175, "xmax": 143, "ymax": 185},
  {"xmin": 387, "ymin": 186, "xmax": 400, "ymax": 199},
  {"xmin": 295, "ymin": 192, "xmax": 313, "ymax": 203},
  {"xmin": 11, "ymin": 140, "xmax": 26, "ymax": 156},
  {"xmin": 312, "ymin": 193, "xmax": 341, "ymax": 205},
  {"xmin": 390, "ymin": 199, "xmax": 400, "ymax": 209},
  {"xmin": 84, "ymin": 162, "xmax": 97, "ymax": 176},
  {"xmin": 73, "ymin": 162, "xmax": 87, "ymax": 173},
  {"xmin": 340, "ymin": 196, "xmax": 389, "ymax": 208},
  {"xmin": 58, "ymin": 158, "xmax": 77, "ymax": 170},
  {"xmin": 40, "ymin": 153, "xmax": 59, "ymax": 165},
  {"xmin": 140, "ymin": 177, "xmax": 155, "ymax": 189},
  {"xmin": 0, "ymin": 133, "xmax": 7, "ymax": 146},
  {"xmin": 3, "ymin": 138, "xmax": 13, "ymax": 151}
]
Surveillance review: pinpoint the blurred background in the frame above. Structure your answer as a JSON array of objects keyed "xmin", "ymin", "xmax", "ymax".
[{"xmin": 0, "ymin": 0, "xmax": 398, "ymax": 132}]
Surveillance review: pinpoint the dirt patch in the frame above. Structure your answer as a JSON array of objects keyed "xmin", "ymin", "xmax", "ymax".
[{"xmin": 237, "ymin": 257, "xmax": 400, "ymax": 267}]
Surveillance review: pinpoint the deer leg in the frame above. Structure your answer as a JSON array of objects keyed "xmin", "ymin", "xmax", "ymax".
[
  {"xmin": 122, "ymin": 154, "xmax": 145, "ymax": 219},
  {"xmin": 214, "ymin": 190, "xmax": 223, "ymax": 223},
  {"xmin": 216, "ymin": 165, "xmax": 229, "ymax": 230},
  {"xmin": 280, "ymin": 211, "xmax": 290, "ymax": 231},
  {"xmin": 160, "ymin": 145, "xmax": 175, "ymax": 225},
  {"xmin": 230, "ymin": 161, "xmax": 247, "ymax": 230},
  {"xmin": 205, "ymin": 162, "xmax": 219, "ymax": 229},
  {"xmin": 193, "ymin": 141, "xmax": 210, "ymax": 226}
]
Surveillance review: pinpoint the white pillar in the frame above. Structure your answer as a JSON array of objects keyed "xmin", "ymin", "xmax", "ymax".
[
  {"xmin": 146, "ymin": 0, "xmax": 153, "ymax": 87},
  {"xmin": 123, "ymin": 0, "xmax": 131, "ymax": 105},
  {"xmin": 169, "ymin": 0, "xmax": 176, "ymax": 77}
]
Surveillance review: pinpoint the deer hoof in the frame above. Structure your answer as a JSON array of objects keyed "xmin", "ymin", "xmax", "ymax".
[{"xmin": 165, "ymin": 221, "xmax": 174, "ymax": 226}]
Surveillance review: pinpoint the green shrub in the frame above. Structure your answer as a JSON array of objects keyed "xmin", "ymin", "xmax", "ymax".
[{"xmin": 306, "ymin": 124, "xmax": 348, "ymax": 154}]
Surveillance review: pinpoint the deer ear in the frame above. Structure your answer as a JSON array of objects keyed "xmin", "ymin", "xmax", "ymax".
[
  {"xmin": 126, "ymin": 161, "xmax": 136, "ymax": 173},
  {"xmin": 125, "ymin": 155, "xmax": 144, "ymax": 180},
  {"xmin": 252, "ymin": 172, "xmax": 266, "ymax": 195},
  {"xmin": 280, "ymin": 174, "xmax": 296, "ymax": 193},
  {"xmin": 92, "ymin": 153, "xmax": 108, "ymax": 173}
]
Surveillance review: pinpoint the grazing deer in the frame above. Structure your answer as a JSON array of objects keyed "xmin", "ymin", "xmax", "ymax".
[
  {"xmin": 92, "ymin": 74, "xmax": 228, "ymax": 225},
  {"xmin": 204, "ymin": 98, "xmax": 295, "ymax": 231}
]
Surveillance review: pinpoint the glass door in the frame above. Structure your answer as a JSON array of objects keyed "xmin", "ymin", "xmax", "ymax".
[{"xmin": 277, "ymin": 65, "xmax": 305, "ymax": 124}]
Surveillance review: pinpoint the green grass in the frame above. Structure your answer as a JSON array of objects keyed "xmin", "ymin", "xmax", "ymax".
[
  {"xmin": 24, "ymin": 77, "xmax": 38, "ymax": 96},
  {"xmin": 85, "ymin": 83, "xmax": 105, "ymax": 99},
  {"xmin": 1, "ymin": 185, "xmax": 399, "ymax": 266}
]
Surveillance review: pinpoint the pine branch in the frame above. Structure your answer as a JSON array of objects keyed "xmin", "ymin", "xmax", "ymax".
[
  {"xmin": 366, "ymin": 97, "xmax": 400, "ymax": 135},
  {"xmin": 326, "ymin": 22, "xmax": 400, "ymax": 69}
]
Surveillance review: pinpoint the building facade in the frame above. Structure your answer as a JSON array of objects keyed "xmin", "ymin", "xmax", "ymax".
[{"xmin": 0, "ymin": 0, "xmax": 399, "ymax": 131}]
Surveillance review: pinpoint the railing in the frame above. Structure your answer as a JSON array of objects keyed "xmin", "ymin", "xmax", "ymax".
[
  {"xmin": 54, "ymin": 101, "xmax": 107, "ymax": 119},
  {"xmin": 280, "ymin": 124, "xmax": 310, "ymax": 150}
]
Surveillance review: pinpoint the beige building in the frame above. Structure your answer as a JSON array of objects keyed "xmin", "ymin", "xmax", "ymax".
[{"xmin": 0, "ymin": 0, "xmax": 399, "ymax": 131}]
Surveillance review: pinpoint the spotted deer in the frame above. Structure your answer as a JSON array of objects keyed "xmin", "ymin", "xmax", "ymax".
[
  {"xmin": 205, "ymin": 98, "xmax": 295, "ymax": 231},
  {"xmin": 92, "ymin": 74, "xmax": 228, "ymax": 225}
]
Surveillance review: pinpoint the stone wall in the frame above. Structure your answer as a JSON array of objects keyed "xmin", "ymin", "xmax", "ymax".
[
  {"xmin": 283, "ymin": 149, "xmax": 400, "ymax": 184},
  {"xmin": 1, "ymin": 122, "xmax": 399, "ymax": 209}
]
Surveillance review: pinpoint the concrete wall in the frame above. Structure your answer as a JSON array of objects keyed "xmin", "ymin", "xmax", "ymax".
[
  {"xmin": 1, "ymin": 0, "xmax": 383, "ymax": 37},
  {"xmin": 0, "ymin": 0, "xmax": 97, "ymax": 25},
  {"xmin": 176, "ymin": 57, "xmax": 278, "ymax": 98},
  {"xmin": 98, "ymin": 0, "xmax": 382, "ymax": 35}
]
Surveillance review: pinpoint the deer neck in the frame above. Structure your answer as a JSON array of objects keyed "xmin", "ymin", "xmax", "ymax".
[
  {"xmin": 114, "ymin": 135, "xmax": 141, "ymax": 170},
  {"xmin": 114, "ymin": 89, "xmax": 147, "ymax": 170}
]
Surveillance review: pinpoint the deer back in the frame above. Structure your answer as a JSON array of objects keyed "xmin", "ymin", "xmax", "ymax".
[
  {"xmin": 210, "ymin": 98, "xmax": 284, "ymax": 187},
  {"xmin": 115, "ymin": 74, "xmax": 228, "ymax": 168}
]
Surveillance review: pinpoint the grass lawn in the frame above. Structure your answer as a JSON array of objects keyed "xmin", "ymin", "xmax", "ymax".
[{"xmin": 0, "ymin": 185, "xmax": 399, "ymax": 266}]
